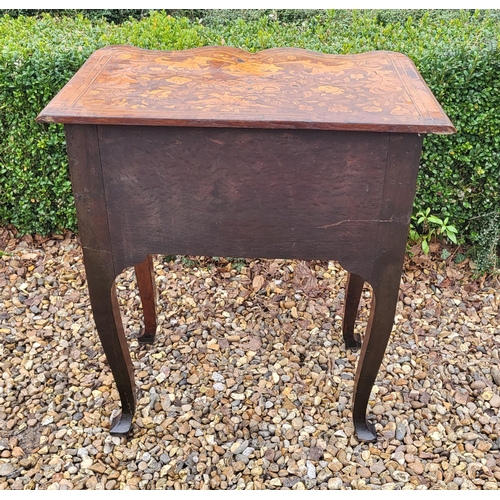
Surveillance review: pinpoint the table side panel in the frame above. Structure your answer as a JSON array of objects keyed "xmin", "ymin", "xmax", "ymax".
[{"xmin": 97, "ymin": 126, "xmax": 396, "ymax": 280}]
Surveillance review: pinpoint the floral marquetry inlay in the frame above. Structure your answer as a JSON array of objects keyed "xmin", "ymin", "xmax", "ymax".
[{"xmin": 37, "ymin": 46, "xmax": 455, "ymax": 133}]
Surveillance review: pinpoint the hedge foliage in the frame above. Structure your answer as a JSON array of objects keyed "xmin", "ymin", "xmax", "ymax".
[{"xmin": 1, "ymin": 10, "xmax": 499, "ymax": 270}]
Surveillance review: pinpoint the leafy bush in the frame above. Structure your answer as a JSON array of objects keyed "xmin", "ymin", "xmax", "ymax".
[
  {"xmin": 0, "ymin": 15, "xmax": 110, "ymax": 234},
  {"xmin": 409, "ymin": 208, "xmax": 458, "ymax": 255},
  {"xmin": 473, "ymin": 212, "xmax": 500, "ymax": 276},
  {"xmin": 0, "ymin": 9, "xmax": 151, "ymax": 24},
  {"xmin": 1, "ymin": 10, "xmax": 499, "ymax": 272}
]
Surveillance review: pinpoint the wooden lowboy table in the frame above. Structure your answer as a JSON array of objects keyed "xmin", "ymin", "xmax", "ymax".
[{"xmin": 37, "ymin": 45, "xmax": 454, "ymax": 442}]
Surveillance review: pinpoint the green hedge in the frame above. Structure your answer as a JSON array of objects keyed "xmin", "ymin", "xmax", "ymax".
[
  {"xmin": 1, "ymin": 11, "xmax": 499, "ymax": 270},
  {"xmin": 0, "ymin": 9, "xmax": 151, "ymax": 24}
]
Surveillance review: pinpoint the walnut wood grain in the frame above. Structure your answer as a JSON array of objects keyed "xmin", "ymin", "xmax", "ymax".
[
  {"xmin": 98, "ymin": 126, "xmax": 390, "ymax": 282},
  {"xmin": 37, "ymin": 46, "xmax": 455, "ymax": 134}
]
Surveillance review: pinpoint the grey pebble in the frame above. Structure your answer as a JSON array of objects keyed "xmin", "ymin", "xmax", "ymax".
[
  {"xmin": 212, "ymin": 372, "xmax": 225, "ymax": 382},
  {"xmin": 306, "ymin": 460, "xmax": 316, "ymax": 479},
  {"xmin": 395, "ymin": 423, "xmax": 407, "ymax": 440},
  {"xmin": 235, "ymin": 454, "xmax": 249, "ymax": 464},
  {"xmin": 242, "ymin": 446, "xmax": 255, "ymax": 457},
  {"xmin": 103, "ymin": 442, "xmax": 114, "ymax": 454},
  {"xmin": 491, "ymin": 367, "xmax": 500, "ymax": 387},
  {"xmin": 0, "ymin": 463, "xmax": 15, "ymax": 477}
]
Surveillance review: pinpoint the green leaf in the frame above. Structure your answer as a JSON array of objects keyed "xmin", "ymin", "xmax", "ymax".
[
  {"xmin": 427, "ymin": 215, "xmax": 443, "ymax": 225},
  {"xmin": 446, "ymin": 231, "xmax": 458, "ymax": 244},
  {"xmin": 422, "ymin": 239, "xmax": 430, "ymax": 254}
]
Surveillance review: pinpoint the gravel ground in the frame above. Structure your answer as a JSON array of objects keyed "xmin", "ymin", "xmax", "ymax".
[{"xmin": 0, "ymin": 227, "xmax": 499, "ymax": 490}]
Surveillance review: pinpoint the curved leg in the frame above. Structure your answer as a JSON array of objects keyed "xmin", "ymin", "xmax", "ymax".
[
  {"xmin": 342, "ymin": 273, "xmax": 364, "ymax": 349},
  {"xmin": 352, "ymin": 276, "xmax": 400, "ymax": 442},
  {"xmin": 84, "ymin": 248, "xmax": 136, "ymax": 436},
  {"xmin": 347, "ymin": 133, "xmax": 422, "ymax": 441},
  {"xmin": 135, "ymin": 254, "xmax": 157, "ymax": 344}
]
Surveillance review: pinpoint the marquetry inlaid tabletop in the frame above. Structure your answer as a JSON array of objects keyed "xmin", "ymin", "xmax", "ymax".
[{"xmin": 37, "ymin": 45, "xmax": 455, "ymax": 134}]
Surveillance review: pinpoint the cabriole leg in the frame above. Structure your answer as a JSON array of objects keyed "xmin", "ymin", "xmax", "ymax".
[
  {"xmin": 352, "ymin": 276, "xmax": 401, "ymax": 442},
  {"xmin": 342, "ymin": 273, "xmax": 364, "ymax": 349},
  {"xmin": 134, "ymin": 254, "xmax": 157, "ymax": 344},
  {"xmin": 83, "ymin": 248, "xmax": 136, "ymax": 436}
]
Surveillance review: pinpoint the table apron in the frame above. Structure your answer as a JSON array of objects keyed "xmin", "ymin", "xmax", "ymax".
[{"xmin": 66, "ymin": 125, "xmax": 422, "ymax": 283}]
